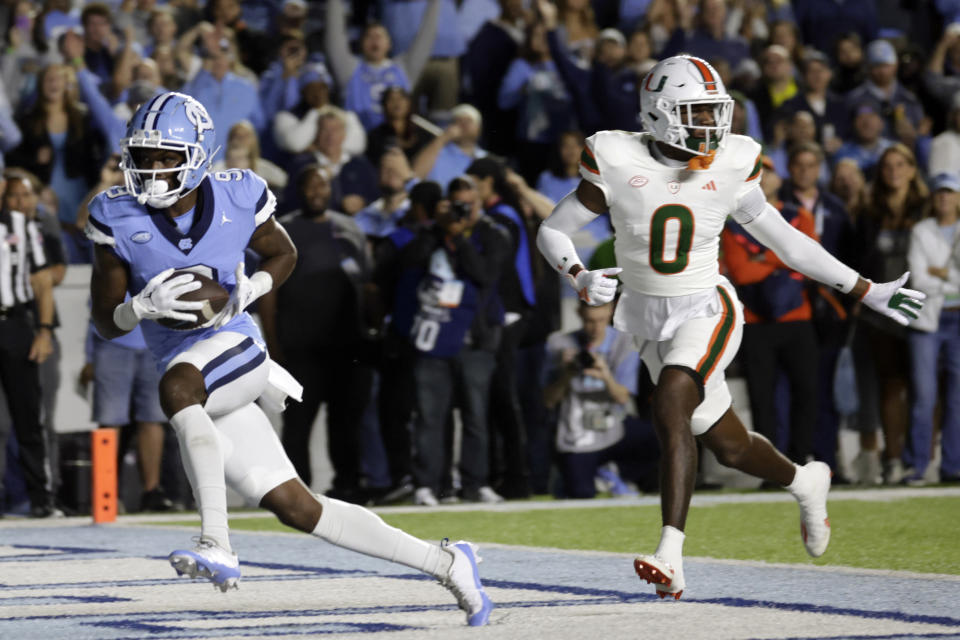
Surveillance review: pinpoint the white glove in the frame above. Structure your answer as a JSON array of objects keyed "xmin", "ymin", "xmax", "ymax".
[
  {"xmin": 114, "ymin": 268, "xmax": 204, "ymax": 330},
  {"xmin": 861, "ymin": 272, "xmax": 926, "ymax": 326},
  {"xmin": 567, "ymin": 267, "xmax": 622, "ymax": 305},
  {"xmin": 213, "ymin": 262, "xmax": 273, "ymax": 329}
]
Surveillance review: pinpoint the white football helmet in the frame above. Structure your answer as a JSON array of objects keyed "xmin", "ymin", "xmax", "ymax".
[{"xmin": 639, "ymin": 55, "xmax": 734, "ymax": 157}]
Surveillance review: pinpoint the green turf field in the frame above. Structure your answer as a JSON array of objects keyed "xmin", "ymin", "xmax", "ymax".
[{"xmin": 160, "ymin": 495, "xmax": 960, "ymax": 575}]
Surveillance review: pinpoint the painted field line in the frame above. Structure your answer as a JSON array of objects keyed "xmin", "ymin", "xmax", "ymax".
[
  {"xmin": 1, "ymin": 485, "xmax": 950, "ymax": 529},
  {"xmin": 471, "ymin": 542, "xmax": 960, "ymax": 583}
]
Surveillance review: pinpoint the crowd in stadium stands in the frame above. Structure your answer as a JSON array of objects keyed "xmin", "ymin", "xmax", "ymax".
[{"xmin": 2, "ymin": 0, "xmax": 960, "ymax": 516}]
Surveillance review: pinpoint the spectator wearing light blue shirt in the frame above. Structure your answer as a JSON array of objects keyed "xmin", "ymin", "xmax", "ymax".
[
  {"xmin": 413, "ymin": 104, "xmax": 487, "ymax": 191},
  {"xmin": 457, "ymin": 0, "xmax": 501, "ymax": 46},
  {"xmin": 324, "ymin": 0, "xmax": 439, "ymax": 131},
  {"xmin": 534, "ymin": 131, "xmax": 580, "ymax": 205},
  {"xmin": 543, "ymin": 301, "xmax": 653, "ymax": 499},
  {"xmin": 833, "ymin": 103, "xmax": 894, "ymax": 178},
  {"xmin": 498, "ymin": 20, "xmax": 575, "ymax": 185},
  {"xmin": 179, "ymin": 36, "xmax": 265, "ymax": 137},
  {"xmin": 355, "ymin": 148, "xmax": 415, "ymax": 238},
  {"xmin": 846, "ymin": 40, "xmax": 926, "ymax": 151},
  {"xmin": 258, "ymin": 34, "xmax": 311, "ymax": 131}
]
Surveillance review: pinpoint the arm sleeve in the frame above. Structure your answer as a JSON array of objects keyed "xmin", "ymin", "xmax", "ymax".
[
  {"xmin": 536, "ymin": 189, "xmax": 600, "ymax": 275},
  {"xmin": 738, "ymin": 198, "xmax": 860, "ymax": 293}
]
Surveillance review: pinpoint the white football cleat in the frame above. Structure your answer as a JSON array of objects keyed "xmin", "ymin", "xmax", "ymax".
[
  {"xmin": 792, "ymin": 461, "xmax": 832, "ymax": 557},
  {"xmin": 441, "ymin": 539, "xmax": 493, "ymax": 626},
  {"xmin": 634, "ymin": 554, "xmax": 684, "ymax": 600},
  {"xmin": 169, "ymin": 537, "xmax": 240, "ymax": 592}
]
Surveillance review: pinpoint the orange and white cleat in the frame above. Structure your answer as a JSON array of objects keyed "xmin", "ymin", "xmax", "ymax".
[{"xmin": 634, "ymin": 554, "xmax": 684, "ymax": 600}]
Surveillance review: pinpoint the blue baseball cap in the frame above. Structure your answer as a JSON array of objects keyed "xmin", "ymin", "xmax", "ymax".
[
  {"xmin": 866, "ymin": 39, "xmax": 897, "ymax": 66},
  {"xmin": 299, "ymin": 62, "xmax": 332, "ymax": 90},
  {"xmin": 931, "ymin": 172, "xmax": 960, "ymax": 193}
]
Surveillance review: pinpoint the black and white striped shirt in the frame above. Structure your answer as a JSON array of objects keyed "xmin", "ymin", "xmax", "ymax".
[{"xmin": 0, "ymin": 210, "xmax": 47, "ymax": 309}]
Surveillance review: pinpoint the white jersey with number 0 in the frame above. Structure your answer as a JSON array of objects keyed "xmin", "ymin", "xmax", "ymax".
[{"xmin": 579, "ymin": 131, "xmax": 762, "ymax": 297}]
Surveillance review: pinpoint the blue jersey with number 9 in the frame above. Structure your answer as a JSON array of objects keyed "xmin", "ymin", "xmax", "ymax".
[{"xmin": 85, "ymin": 169, "xmax": 276, "ymax": 369}]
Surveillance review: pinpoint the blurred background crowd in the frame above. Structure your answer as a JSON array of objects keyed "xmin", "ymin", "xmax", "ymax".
[{"xmin": 1, "ymin": 0, "xmax": 960, "ymax": 517}]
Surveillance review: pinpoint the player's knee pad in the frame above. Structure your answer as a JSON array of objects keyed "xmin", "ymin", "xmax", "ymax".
[{"xmin": 214, "ymin": 402, "xmax": 297, "ymax": 504}]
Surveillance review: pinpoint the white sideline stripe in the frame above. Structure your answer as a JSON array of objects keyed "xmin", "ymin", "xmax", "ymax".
[{"xmin": 1, "ymin": 486, "xmax": 956, "ymax": 529}]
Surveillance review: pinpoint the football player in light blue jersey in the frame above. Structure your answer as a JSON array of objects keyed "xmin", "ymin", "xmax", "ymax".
[{"xmin": 85, "ymin": 92, "xmax": 492, "ymax": 626}]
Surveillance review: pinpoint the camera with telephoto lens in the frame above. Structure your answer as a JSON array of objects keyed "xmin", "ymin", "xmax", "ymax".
[{"xmin": 450, "ymin": 199, "xmax": 472, "ymax": 221}]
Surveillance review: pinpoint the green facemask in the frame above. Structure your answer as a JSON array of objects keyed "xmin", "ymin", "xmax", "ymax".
[{"xmin": 682, "ymin": 131, "xmax": 721, "ymax": 154}]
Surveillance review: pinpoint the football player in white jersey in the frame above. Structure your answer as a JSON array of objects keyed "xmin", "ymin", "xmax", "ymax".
[
  {"xmin": 536, "ymin": 56, "xmax": 925, "ymax": 599},
  {"xmin": 87, "ymin": 93, "xmax": 492, "ymax": 625}
]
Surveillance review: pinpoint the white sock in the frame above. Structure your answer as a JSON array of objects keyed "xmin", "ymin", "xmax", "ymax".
[
  {"xmin": 655, "ymin": 525, "xmax": 685, "ymax": 567},
  {"xmin": 786, "ymin": 463, "xmax": 807, "ymax": 496},
  {"xmin": 312, "ymin": 494, "xmax": 453, "ymax": 579},
  {"xmin": 170, "ymin": 405, "xmax": 231, "ymax": 552}
]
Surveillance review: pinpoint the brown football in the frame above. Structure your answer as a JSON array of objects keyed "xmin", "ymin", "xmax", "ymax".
[{"xmin": 155, "ymin": 270, "xmax": 230, "ymax": 331}]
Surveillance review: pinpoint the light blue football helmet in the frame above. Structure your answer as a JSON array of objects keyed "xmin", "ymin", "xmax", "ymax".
[{"xmin": 120, "ymin": 92, "xmax": 218, "ymax": 208}]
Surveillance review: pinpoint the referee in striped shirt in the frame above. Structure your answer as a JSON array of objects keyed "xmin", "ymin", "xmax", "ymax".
[{"xmin": 0, "ymin": 164, "xmax": 59, "ymax": 517}]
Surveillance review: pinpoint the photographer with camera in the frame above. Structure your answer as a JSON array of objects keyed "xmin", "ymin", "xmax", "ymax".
[
  {"xmin": 466, "ymin": 157, "xmax": 537, "ymax": 500},
  {"xmin": 391, "ymin": 176, "xmax": 511, "ymax": 505},
  {"xmin": 544, "ymin": 300, "xmax": 655, "ymax": 499},
  {"xmin": 368, "ymin": 181, "xmax": 443, "ymax": 503}
]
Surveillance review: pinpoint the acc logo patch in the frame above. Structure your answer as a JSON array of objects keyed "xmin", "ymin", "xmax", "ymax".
[
  {"xmin": 629, "ymin": 175, "xmax": 648, "ymax": 188},
  {"xmin": 667, "ymin": 180, "xmax": 680, "ymax": 194},
  {"xmin": 131, "ymin": 231, "xmax": 152, "ymax": 244}
]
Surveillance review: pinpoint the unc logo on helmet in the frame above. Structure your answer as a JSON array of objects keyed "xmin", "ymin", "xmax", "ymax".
[
  {"xmin": 119, "ymin": 92, "xmax": 219, "ymax": 209},
  {"xmin": 184, "ymin": 100, "xmax": 214, "ymax": 139},
  {"xmin": 639, "ymin": 55, "xmax": 733, "ymax": 157}
]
